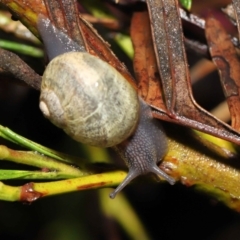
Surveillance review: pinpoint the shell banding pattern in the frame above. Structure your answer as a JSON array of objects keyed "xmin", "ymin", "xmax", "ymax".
[{"xmin": 40, "ymin": 52, "xmax": 140, "ymax": 147}]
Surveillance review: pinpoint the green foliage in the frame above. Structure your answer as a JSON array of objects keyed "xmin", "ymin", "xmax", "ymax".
[{"xmin": 179, "ymin": 0, "xmax": 192, "ymax": 10}]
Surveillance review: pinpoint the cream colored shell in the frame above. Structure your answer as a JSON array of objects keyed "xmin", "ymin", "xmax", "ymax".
[{"xmin": 40, "ymin": 52, "xmax": 139, "ymax": 147}]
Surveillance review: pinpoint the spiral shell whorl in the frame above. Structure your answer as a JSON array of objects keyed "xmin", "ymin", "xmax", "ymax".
[{"xmin": 40, "ymin": 52, "xmax": 139, "ymax": 147}]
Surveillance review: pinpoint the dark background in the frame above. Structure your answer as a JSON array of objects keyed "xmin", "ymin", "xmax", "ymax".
[{"xmin": 1, "ymin": 0, "xmax": 240, "ymax": 239}]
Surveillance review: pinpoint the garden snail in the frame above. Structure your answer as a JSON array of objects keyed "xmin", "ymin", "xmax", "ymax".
[{"xmin": 38, "ymin": 16, "xmax": 175, "ymax": 198}]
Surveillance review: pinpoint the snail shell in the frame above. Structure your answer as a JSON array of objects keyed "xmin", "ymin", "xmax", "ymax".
[{"xmin": 39, "ymin": 52, "xmax": 140, "ymax": 147}]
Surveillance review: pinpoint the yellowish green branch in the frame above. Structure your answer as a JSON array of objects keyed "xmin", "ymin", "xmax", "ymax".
[
  {"xmin": 0, "ymin": 182, "xmax": 21, "ymax": 202},
  {"xmin": 0, "ymin": 171, "xmax": 126, "ymax": 202},
  {"xmin": 0, "ymin": 145, "xmax": 85, "ymax": 176},
  {"xmin": 165, "ymin": 134, "xmax": 240, "ymax": 212},
  {"xmin": 0, "ymin": 170, "xmax": 81, "ymax": 180}
]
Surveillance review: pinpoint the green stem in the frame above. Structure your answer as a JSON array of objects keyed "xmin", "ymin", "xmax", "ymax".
[
  {"xmin": 0, "ymin": 125, "xmax": 80, "ymax": 164},
  {"xmin": 0, "ymin": 182, "xmax": 21, "ymax": 202},
  {"xmin": 0, "ymin": 145, "xmax": 85, "ymax": 176},
  {"xmin": 0, "ymin": 170, "xmax": 80, "ymax": 180},
  {"xmin": 0, "ymin": 39, "xmax": 43, "ymax": 57},
  {"xmin": 0, "ymin": 171, "xmax": 126, "ymax": 202}
]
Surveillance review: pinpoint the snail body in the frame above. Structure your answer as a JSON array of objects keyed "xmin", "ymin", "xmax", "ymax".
[
  {"xmin": 110, "ymin": 98, "xmax": 175, "ymax": 198},
  {"xmin": 38, "ymin": 16, "xmax": 175, "ymax": 198}
]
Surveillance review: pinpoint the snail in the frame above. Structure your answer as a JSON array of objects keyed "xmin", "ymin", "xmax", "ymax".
[{"xmin": 37, "ymin": 16, "xmax": 175, "ymax": 198}]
